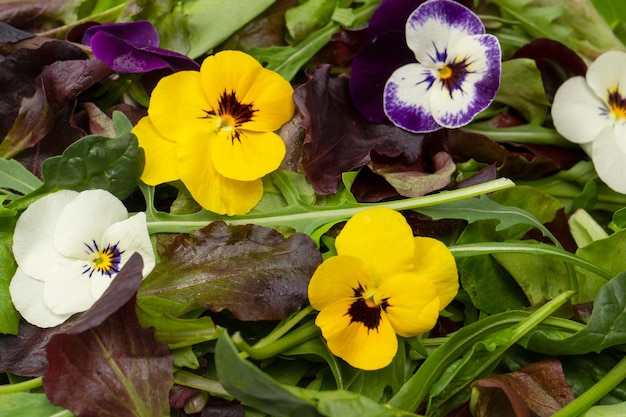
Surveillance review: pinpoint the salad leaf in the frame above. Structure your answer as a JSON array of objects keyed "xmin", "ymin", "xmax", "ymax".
[
  {"xmin": 0, "ymin": 392, "xmax": 66, "ymax": 417},
  {"xmin": 0, "ymin": 228, "xmax": 19, "ymax": 335},
  {"xmin": 137, "ymin": 221, "xmax": 322, "ymax": 321}
]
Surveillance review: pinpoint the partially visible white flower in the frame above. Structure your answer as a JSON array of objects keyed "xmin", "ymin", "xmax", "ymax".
[
  {"xmin": 383, "ymin": 0, "xmax": 501, "ymax": 133},
  {"xmin": 552, "ymin": 50, "xmax": 626, "ymax": 194},
  {"xmin": 9, "ymin": 189, "xmax": 155, "ymax": 328}
]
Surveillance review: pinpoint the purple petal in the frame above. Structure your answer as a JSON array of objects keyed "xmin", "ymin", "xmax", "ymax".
[
  {"xmin": 88, "ymin": 31, "xmax": 198, "ymax": 73},
  {"xmin": 349, "ymin": 31, "xmax": 415, "ymax": 123},
  {"xmin": 384, "ymin": 63, "xmax": 441, "ymax": 133},
  {"xmin": 82, "ymin": 21, "xmax": 159, "ymax": 49},
  {"xmin": 368, "ymin": 0, "xmax": 426, "ymax": 39},
  {"xmin": 406, "ymin": 0, "xmax": 485, "ymax": 65}
]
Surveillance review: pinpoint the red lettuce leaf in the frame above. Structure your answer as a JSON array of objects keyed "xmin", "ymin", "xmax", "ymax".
[
  {"xmin": 294, "ymin": 64, "xmax": 423, "ymax": 194},
  {"xmin": 43, "ymin": 292, "xmax": 173, "ymax": 417},
  {"xmin": 471, "ymin": 357, "xmax": 574, "ymax": 417},
  {"xmin": 137, "ymin": 222, "xmax": 322, "ymax": 321},
  {"xmin": 0, "ymin": 253, "xmax": 145, "ymax": 376}
]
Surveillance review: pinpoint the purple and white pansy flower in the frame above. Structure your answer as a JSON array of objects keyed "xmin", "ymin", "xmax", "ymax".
[
  {"xmin": 552, "ymin": 50, "xmax": 626, "ymax": 194},
  {"xmin": 383, "ymin": 0, "xmax": 501, "ymax": 133}
]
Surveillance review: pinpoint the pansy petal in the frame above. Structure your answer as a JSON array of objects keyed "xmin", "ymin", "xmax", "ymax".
[
  {"xmin": 177, "ymin": 132, "xmax": 263, "ymax": 215},
  {"xmin": 200, "ymin": 50, "xmax": 295, "ymax": 132},
  {"xmin": 53, "ymin": 190, "xmax": 128, "ymax": 259},
  {"xmin": 83, "ymin": 21, "xmax": 160, "ymax": 49},
  {"xmin": 349, "ymin": 31, "xmax": 416, "ymax": 123},
  {"xmin": 211, "ymin": 130, "xmax": 285, "ymax": 181},
  {"xmin": 99, "ymin": 212, "xmax": 156, "ymax": 283},
  {"xmin": 336, "ymin": 208, "xmax": 415, "ymax": 284},
  {"xmin": 591, "ymin": 127, "xmax": 626, "ymax": 194},
  {"xmin": 308, "ymin": 255, "xmax": 370, "ymax": 311},
  {"xmin": 9, "ymin": 268, "xmax": 73, "ymax": 328},
  {"xmin": 413, "ymin": 236, "xmax": 458, "ymax": 309},
  {"xmin": 316, "ymin": 299, "xmax": 398, "ymax": 370},
  {"xmin": 378, "ymin": 272, "xmax": 440, "ymax": 337},
  {"xmin": 12, "ymin": 190, "xmax": 78, "ymax": 281},
  {"xmin": 44, "ymin": 259, "xmax": 97, "ymax": 315},
  {"xmin": 429, "ymin": 34, "xmax": 501, "ymax": 128},
  {"xmin": 586, "ymin": 51, "xmax": 626, "ymax": 101},
  {"xmin": 406, "ymin": 0, "xmax": 485, "ymax": 66},
  {"xmin": 148, "ymin": 70, "xmax": 210, "ymax": 142},
  {"xmin": 133, "ymin": 116, "xmax": 180, "ymax": 185},
  {"xmin": 552, "ymin": 76, "xmax": 612, "ymax": 144},
  {"xmin": 384, "ymin": 63, "xmax": 441, "ymax": 133}
]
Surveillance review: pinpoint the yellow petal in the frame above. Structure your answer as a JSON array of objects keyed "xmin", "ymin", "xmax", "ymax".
[
  {"xmin": 149, "ymin": 70, "xmax": 212, "ymax": 142},
  {"xmin": 308, "ymin": 255, "xmax": 370, "ymax": 311},
  {"xmin": 413, "ymin": 236, "xmax": 459, "ymax": 310},
  {"xmin": 378, "ymin": 272, "xmax": 440, "ymax": 337},
  {"xmin": 211, "ymin": 130, "xmax": 285, "ymax": 181},
  {"xmin": 316, "ymin": 299, "xmax": 398, "ymax": 370},
  {"xmin": 176, "ymin": 131, "xmax": 263, "ymax": 215},
  {"xmin": 336, "ymin": 207, "xmax": 415, "ymax": 285},
  {"xmin": 132, "ymin": 116, "xmax": 179, "ymax": 185},
  {"xmin": 200, "ymin": 50, "xmax": 295, "ymax": 132}
]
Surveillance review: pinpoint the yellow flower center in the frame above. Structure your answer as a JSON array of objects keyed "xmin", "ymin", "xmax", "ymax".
[
  {"xmin": 203, "ymin": 90, "xmax": 257, "ymax": 142},
  {"xmin": 346, "ymin": 283, "xmax": 390, "ymax": 333},
  {"xmin": 439, "ymin": 65, "xmax": 453, "ymax": 80},
  {"xmin": 608, "ymin": 88, "xmax": 626, "ymax": 121},
  {"xmin": 83, "ymin": 240, "xmax": 123, "ymax": 278}
]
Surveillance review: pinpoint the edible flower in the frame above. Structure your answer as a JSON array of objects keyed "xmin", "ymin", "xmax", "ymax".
[
  {"xmin": 307, "ymin": 207, "xmax": 458, "ymax": 370},
  {"xmin": 132, "ymin": 50, "xmax": 295, "ymax": 215},
  {"xmin": 9, "ymin": 189, "xmax": 155, "ymax": 328},
  {"xmin": 551, "ymin": 50, "xmax": 626, "ymax": 194},
  {"xmin": 350, "ymin": 0, "xmax": 501, "ymax": 133},
  {"xmin": 82, "ymin": 21, "xmax": 199, "ymax": 73}
]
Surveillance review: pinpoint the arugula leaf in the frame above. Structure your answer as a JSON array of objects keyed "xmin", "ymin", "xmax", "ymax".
[
  {"xmin": 417, "ymin": 194, "xmax": 561, "ymax": 247},
  {"xmin": 0, "ymin": 158, "xmax": 42, "ymax": 201}
]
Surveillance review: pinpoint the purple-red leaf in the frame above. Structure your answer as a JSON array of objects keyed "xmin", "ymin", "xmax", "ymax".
[
  {"xmin": 471, "ymin": 358, "xmax": 575, "ymax": 417},
  {"xmin": 295, "ymin": 65, "xmax": 423, "ymax": 194},
  {"xmin": 137, "ymin": 222, "xmax": 322, "ymax": 321}
]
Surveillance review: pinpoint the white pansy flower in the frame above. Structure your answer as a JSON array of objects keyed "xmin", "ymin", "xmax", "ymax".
[
  {"xmin": 9, "ymin": 189, "xmax": 155, "ymax": 328},
  {"xmin": 552, "ymin": 50, "xmax": 626, "ymax": 194}
]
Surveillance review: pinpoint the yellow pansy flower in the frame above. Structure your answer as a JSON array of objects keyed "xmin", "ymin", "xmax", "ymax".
[
  {"xmin": 132, "ymin": 50, "xmax": 295, "ymax": 215},
  {"xmin": 308, "ymin": 207, "xmax": 458, "ymax": 370}
]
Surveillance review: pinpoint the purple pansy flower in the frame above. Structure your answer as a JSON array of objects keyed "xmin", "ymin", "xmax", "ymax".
[
  {"xmin": 350, "ymin": 0, "xmax": 501, "ymax": 133},
  {"xmin": 82, "ymin": 21, "xmax": 199, "ymax": 73}
]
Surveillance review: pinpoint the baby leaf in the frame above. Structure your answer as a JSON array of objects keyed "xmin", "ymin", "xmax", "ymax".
[
  {"xmin": 137, "ymin": 221, "xmax": 322, "ymax": 321},
  {"xmin": 525, "ymin": 271, "xmax": 626, "ymax": 355},
  {"xmin": 0, "ymin": 228, "xmax": 19, "ymax": 335},
  {"xmin": 0, "ymin": 158, "xmax": 42, "ymax": 201},
  {"xmin": 417, "ymin": 194, "xmax": 560, "ymax": 247}
]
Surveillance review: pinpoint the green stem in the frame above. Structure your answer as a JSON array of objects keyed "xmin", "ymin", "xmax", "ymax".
[
  {"xmin": 146, "ymin": 177, "xmax": 515, "ymax": 235},
  {"xmin": 253, "ymin": 305, "xmax": 315, "ymax": 349},
  {"xmin": 552, "ymin": 355, "xmax": 626, "ymax": 417},
  {"xmin": 37, "ymin": 4, "xmax": 126, "ymax": 39},
  {"xmin": 232, "ymin": 320, "xmax": 321, "ymax": 360},
  {"xmin": 173, "ymin": 370, "xmax": 231, "ymax": 398},
  {"xmin": 0, "ymin": 377, "xmax": 43, "ymax": 394}
]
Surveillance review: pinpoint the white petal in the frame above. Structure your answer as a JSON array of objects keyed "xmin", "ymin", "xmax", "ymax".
[
  {"xmin": 591, "ymin": 126, "xmax": 626, "ymax": 194},
  {"xmin": 406, "ymin": 0, "xmax": 484, "ymax": 67},
  {"xmin": 384, "ymin": 63, "xmax": 441, "ymax": 133},
  {"xmin": 54, "ymin": 189, "xmax": 128, "ymax": 259},
  {"xmin": 430, "ymin": 34, "xmax": 501, "ymax": 128},
  {"xmin": 12, "ymin": 190, "xmax": 78, "ymax": 281},
  {"xmin": 43, "ymin": 258, "xmax": 97, "ymax": 315},
  {"xmin": 586, "ymin": 51, "xmax": 626, "ymax": 100},
  {"xmin": 551, "ymin": 76, "xmax": 612, "ymax": 144},
  {"xmin": 9, "ymin": 268, "xmax": 72, "ymax": 328}
]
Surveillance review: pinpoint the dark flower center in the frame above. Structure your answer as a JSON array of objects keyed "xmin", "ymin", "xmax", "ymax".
[
  {"xmin": 438, "ymin": 58, "xmax": 471, "ymax": 97},
  {"xmin": 202, "ymin": 90, "xmax": 257, "ymax": 142},
  {"xmin": 82, "ymin": 240, "xmax": 124, "ymax": 278},
  {"xmin": 345, "ymin": 283, "xmax": 390, "ymax": 333},
  {"xmin": 607, "ymin": 88, "xmax": 626, "ymax": 121}
]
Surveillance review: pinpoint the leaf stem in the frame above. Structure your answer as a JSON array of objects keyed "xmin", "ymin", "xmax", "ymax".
[
  {"xmin": 551, "ymin": 354, "xmax": 626, "ymax": 417},
  {"xmin": 0, "ymin": 376, "xmax": 43, "ymax": 394},
  {"xmin": 173, "ymin": 370, "xmax": 231, "ymax": 398},
  {"xmin": 253, "ymin": 305, "xmax": 315, "ymax": 349},
  {"xmin": 232, "ymin": 320, "xmax": 321, "ymax": 360}
]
